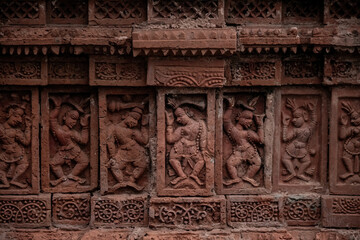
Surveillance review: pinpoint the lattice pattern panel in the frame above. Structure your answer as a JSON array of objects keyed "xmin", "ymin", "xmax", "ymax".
[
  {"xmin": 328, "ymin": 0, "xmax": 360, "ymax": 19},
  {"xmin": 283, "ymin": 0, "xmax": 322, "ymax": 23},
  {"xmin": 48, "ymin": 0, "xmax": 88, "ymax": 24},
  {"xmin": 226, "ymin": 0, "xmax": 280, "ymax": 24},
  {"xmin": 92, "ymin": 0, "xmax": 146, "ymax": 24},
  {"xmin": 151, "ymin": 0, "xmax": 219, "ymax": 20},
  {"xmin": 0, "ymin": 0, "xmax": 44, "ymax": 24}
]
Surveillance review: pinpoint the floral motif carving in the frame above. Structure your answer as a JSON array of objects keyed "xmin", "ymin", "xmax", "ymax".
[
  {"xmin": 283, "ymin": 197, "xmax": 321, "ymax": 223},
  {"xmin": 332, "ymin": 197, "xmax": 360, "ymax": 214},
  {"xmin": 284, "ymin": 61, "xmax": 321, "ymax": 79},
  {"xmin": 53, "ymin": 195, "xmax": 90, "ymax": 223},
  {"xmin": 229, "ymin": 200, "xmax": 279, "ymax": 223},
  {"xmin": 95, "ymin": 62, "xmax": 143, "ymax": 81},
  {"xmin": 49, "ymin": 61, "xmax": 88, "ymax": 80},
  {"xmin": 0, "ymin": 92, "xmax": 32, "ymax": 190},
  {"xmin": 223, "ymin": 96, "xmax": 265, "ymax": 187},
  {"xmin": 231, "ymin": 62, "xmax": 275, "ymax": 81},
  {"xmin": 93, "ymin": 198, "xmax": 146, "ymax": 225},
  {"xmin": 0, "ymin": 199, "xmax": 47, "ymax": 224},
  {"xmin": 0, "ymin": 62, "xmax": 41, "ymax": 79},
  {"xmin": 338, "ymin": 101, "xmax": 360, "ymax": 184},
  {"xmin": 331, "ymin": 62, "xmax": 355, "ymax": 78},
  {"xmin": 105, "ymin": 95, "xmax": 149, "ymax": 192},
  {"xmin": 281, "ymin": 98, "xmax": 317, "ymax": 182}
]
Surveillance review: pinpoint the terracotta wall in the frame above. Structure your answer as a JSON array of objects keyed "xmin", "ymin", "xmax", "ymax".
[{"xmin": 0, "ymin": 0, "xmax": 359, "ymax": 239}]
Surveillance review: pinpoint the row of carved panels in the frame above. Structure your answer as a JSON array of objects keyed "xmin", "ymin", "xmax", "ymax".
[
  {"xmin": 0, "ymin": 56, "xmax": 359, "ymax": 87},
  {"xmin": 1, "ymin": 0, "xmax": 359, "ymax": 25},
  {"xmin": 0, "ymin": 87, "xmax": 359, "ymax": 196},
  {"xmin": 0, "ymin": 194, "xmax": 358, "ymax": 228}
]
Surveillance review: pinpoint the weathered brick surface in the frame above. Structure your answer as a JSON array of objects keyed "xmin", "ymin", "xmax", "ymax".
[
  {"xmin": 283, "ymin": 195, "xmax": 321, "ymax": 226},
  {"xmin": 48, "ymin": 57, "xmax": 89, "ymax": 85}
]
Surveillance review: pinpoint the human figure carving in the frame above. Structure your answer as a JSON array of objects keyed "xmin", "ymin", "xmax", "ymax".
[
  {"xmin": 339, "ymin": 101, "xmax": 360, "ymax": 182},
  {"xmin": 165, "ymin": 98, "xmax": 208, "ymax": 187},
  {"xmin": 0, "ymin": 96, "xmax": 31, "ymax": 189},
  {"xmin": 49, "ymin": 96, "xmax": 90, "ymax": 186},
  {"xmin": 282, "ymin": 98, "xmax": 317, "ymax": 182},
  {"xmin": 223, "ymin": 96, "xmax": 264, "ymax": 187},
  {"xmin": 106, "ymin": 100, "xmax": 149, "ymax": 191}
]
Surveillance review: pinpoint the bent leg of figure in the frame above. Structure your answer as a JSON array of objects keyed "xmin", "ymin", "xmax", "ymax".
[
  {"xmin": 189, "ymin": 155, "xmax": 205, "ymax": 186},
  {"xmin": 340, "ymin": 153, "xmax": 354, "ymax": 179},
  {"xmin": 68, "ymin": 151, "xmax": 89, "ymax": 184},
  {"xmin": 226, "ymin": 154, "xmax": 242, "ymax": 181},
  {"xmin": 110, "ymin": 159, "xmax": 126, "ymax": 183},
  {"xmin": 282, "ymin": 152, "xmax": 296, "ymax": 182},
  {"xmin": 50, "ymin": 153, "xmax": 67, "ymax": 186},
  {"xmin": 169, "ymin": 157, "xmax": 187, "ymax": 185},
  {"xmin": 242, "ymin": 155, "xmax": 261, "ymax": 187},
  {"xmin": 0, "ymin": 161, "xmax": 9, "ymax": 188},
  {"xmin": 297, "ymin": 155, "xmax": 311, "ymax": 181},
  {"xmin": 6, "ymin": 163, "xmax": 15, "ymax": 178},
  {"xmin": 10, "ymin": 156, "xmax": 29, "ymax": 188},
  {"xmin": 132, "ymin": 157, "xmax": 148, "ymax": 183}
]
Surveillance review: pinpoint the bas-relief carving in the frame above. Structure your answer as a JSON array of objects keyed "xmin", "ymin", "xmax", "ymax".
[
  {"xmin": 165, "ymin": 95, "xmax": 210, "ymax": 189},
  {"xmin": 0, "ymin": 92, "xmax": 31, "ymax": 190},
  {"xmin": 105, "ymin": 95, "xmax": 149, "ymax": 192},
  {"xmin": 338, "ymin": 100, "xmax": 360, "ymax": 184},
  {"xmin": 281, "ymin": 98, "xmax": 318, "ymax": 183},
  {"xmin": 48, "ymin": 94, "xmax": 91, "ymax": 187},
  {"xmin": 222, "ymin": 95, "xmax": 265, "ymax": 188}
]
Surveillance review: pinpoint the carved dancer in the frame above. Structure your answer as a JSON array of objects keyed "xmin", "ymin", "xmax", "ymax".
[
  {"xmin": 339, "ymin": 101, "xmax": 360, "ymax": 181},
  {"xmin": 0, "ymin": 99, "xmax": 31, "ymax": 189},
  {"xmin": 106, "ymin": 103, "xmax": 149, "ymax": 191},
  {"xmin": 223, "ymin": 96, "xmax": 264, "ymax": 187},
  {"xmin": 49, "ymin": 96, "xmax": 90, "ymax": 186},
  {"xmin": 165, "ymin": 98, "xmax": 208, "ymax": 186},
  {"xmin": 282, "ymin": 98, "xmax": 317, "ymax": 182}
]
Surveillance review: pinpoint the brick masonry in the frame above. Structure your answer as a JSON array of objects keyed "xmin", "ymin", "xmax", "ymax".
[{"xmin": 0, "ymin": 0, "xmax": 359, "ymax": 239}]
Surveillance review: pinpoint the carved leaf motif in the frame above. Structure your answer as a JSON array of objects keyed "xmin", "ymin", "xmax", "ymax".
[{"xmin": 0, "ymin": 200, "xmax": 47, "ymax": 224}]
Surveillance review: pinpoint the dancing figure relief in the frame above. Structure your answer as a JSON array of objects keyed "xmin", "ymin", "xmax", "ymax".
[
  {"xmin": 165, "ymin": 96, "xmax": 210, "ymax": 188},
  {"xmin": 105, "ymin": 96, "xmax": 149, "ymax": 191},
  {"xmin": 0, "ymin": 94, "xmax": 31, "ymax": 189},
  {"xmin": 339, "ymin": 101, "xmax": 360, "ymax": 183},
  {"xmin": 281, "ymin": 98, "xmax": 317, "ymax": 182},
  {"xmin": 223, "ymin": 96, "xmax": 265, "ymax": 187},
  {"xmin": 49, "ymin": 95, "xmax": 90, "ymax": 187}
]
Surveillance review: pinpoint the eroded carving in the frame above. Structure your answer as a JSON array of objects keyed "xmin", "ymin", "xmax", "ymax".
[
  {"xmin": 105, "ymin": 95, "xmax": 149, "ymax": 192},
  {"xmin": 223, "ymin": 96, "xmax": 265, "ymax": 187},
  {"xmin": 229, "ymin": 200, "xmax": 279, "ymax": 223},
  {"xmin": 165, "ymin": 95, "xmax": 210, "ymax": 189},
  {"xmin": 338, "ymin": 101, "xmax": 360, "ymax": 184},
  {"xmin": 284, "ymin": 61, "xmax": 320, "ymax": 79},
  {"xmin": 281, "ymin": 98, "xmax": 317, "ymax": 182},
  {"xmin": 49, "ymin": 95, "xmax": 91, "ymax": 187},
  {"xmin": 0, "ymin": 93, "xmax": 31, "ymax": 189},
  {"xmin": 283, "ymin": 197, "xmax": 321, "ymax": 224},
  {"xmin": 0, "ymin": 62, "xmax": 41, "ymax": 79},
  {"xmin": 231, "ymin": 62, "xmax": 275, "ymax": 81}
]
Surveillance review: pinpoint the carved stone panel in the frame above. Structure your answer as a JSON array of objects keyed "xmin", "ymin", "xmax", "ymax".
[
  {"xmin": 157, "ymin": 89, "xmax": 215, "ymax": 196},
  {"xmin": 283, "ymin": 195, "xmax": 321, "ymax": 226},
  {"xmin": 227, "ymin": 195, "xmax": 282, "ymax": 227},
  {"xmin": 89, "ymin": 56, "xmax": 146, "ymax": 86},
  {"xmin": 228, "ymin": 56, "xmax": 281, "ymax": 86},
  {"xmin": 324, "ymin": 0, "xmax": 360, "ymax": 24},
  {"xmin": 0, "ymin": 0, "xmax": 46, "ymax": 25},
  {"xmin": 282, "ymin": 55, "xmax": 322, "ymax": 85},
  {"xmin": 91, "ymin": 194, "xmax": 148, "ymax": 227},
  {"xmin": 149, "ymin": 197, "xmax": 226, "ymax": 229},
  {"xmin": 0, "ymin": 88, "xmax": 39, "ymax": 195},
  {"xmin": 144, "ymin": 232, "xmax": 237, "ymax": 240},
  {"xmin": 330, "ymin": 88, "xmax": 360, "ymax": 194},
  {"xmin": 324, "ymin": 56, "xmax": 360, "ymax": 85},
  {"xmin": 148, "ymin": 58, "xmax": 226, "ymax": 88},
  {"xmin": 41, "ymin": 88, "xmax": 98, "ymax": 193},
  {"xmin": 47, "ymin": 0, "xmax": 88, "ymax": 24},
  {"xmin": 215, "ymin": 90, "xmax": 273, "ymax": 194},
  {"xmin": 52, "ymin": 193, "xmax": 91, "ymax": 228},
  {"xmin": 0, "ymin": 57, "xmax": 47, "ymax": 85},
  {"xmin": 99, "ymin": 88, "xmax": 155, "ymax": 194},
  {"xmin": 0, "ymin": 194, "xmax": 51, "ymax": 228},
  {"xmin": 48, "ymin": 57, "xmax": 89, "ymax": 85},
  {"xmin": 322, "ymin": 195, "xmax": 360, "ymax": 228},
  {"xmin": 274, "ymin": 88, "xmax": 327, "ymax": 193}
]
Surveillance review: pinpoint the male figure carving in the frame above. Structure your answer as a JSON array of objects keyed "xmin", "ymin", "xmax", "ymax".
[
  {"xmin": 223, "ymin": 96, "xmax": 264, "ymax": 187},
  {"xmin": 0, "ymin": 98, "xmax": 31, "ymax": 189},
  {"xmin": 49, "ymin": 96, "xmax": 90, "ymax": 186},
  {"xmin": 282, "ymin": 98, "xmax": 317, "ymax": 182},
  {"xmin": 339, "ymin": 101, "xmax": 360, "ymax": 182}
]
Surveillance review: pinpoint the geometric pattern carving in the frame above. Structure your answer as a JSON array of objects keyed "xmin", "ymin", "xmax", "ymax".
[
  {"xmin": 231, "ymin": 62, "xmax": 276, "ymax": 81},
  {"xmin": 151, "ymin": 0, "xmax": 219, "ymax": 19},
  {"xmin": 283, "ymin": 0, "xmax": 321, "ymax": 22},
  {"xmin": 0, "ymin": 0, "xmax": 41, "ymax": 24},
  {"xmin": 328, "ymin": 0, "xmax": 360, "ymax": 19},
  {"xmin": 332, "ymin": 197, "xmax": 360, "ymax": 214},
  {"xmin": 283, "ymin": 196, "xmax": 321, "ymax": 226},
  {"xmin": 48, "ymin": 0, "xmax": 87, "ymax": 24}
]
